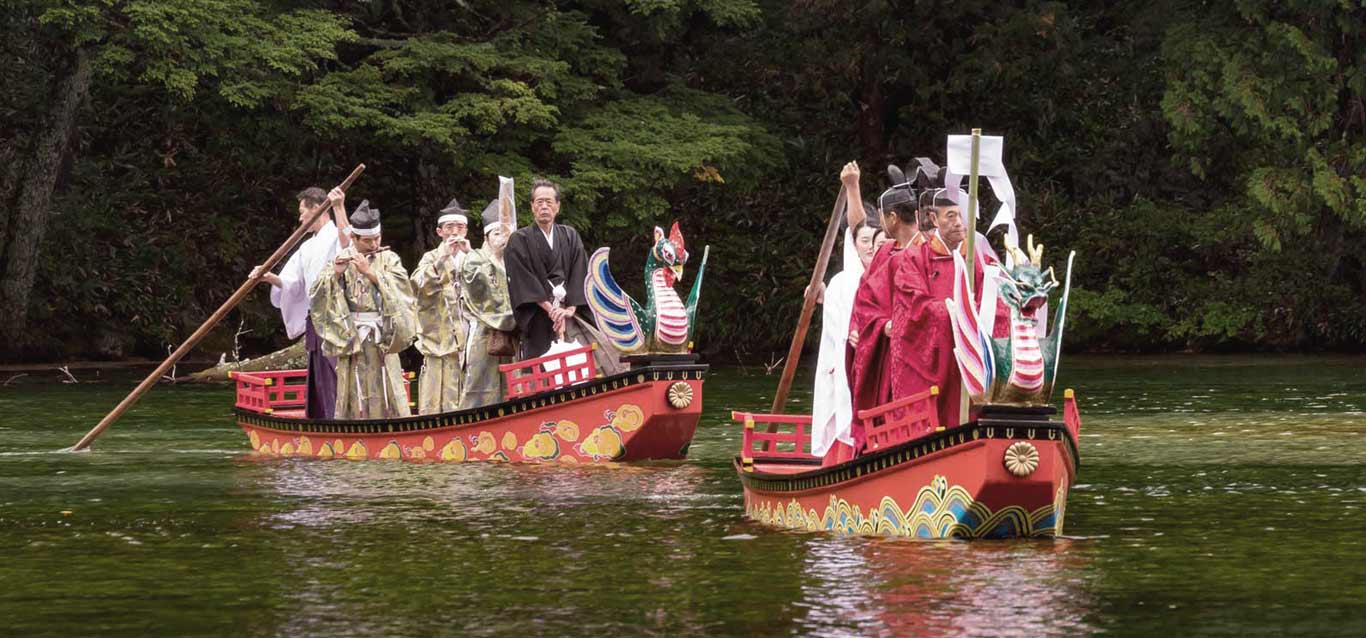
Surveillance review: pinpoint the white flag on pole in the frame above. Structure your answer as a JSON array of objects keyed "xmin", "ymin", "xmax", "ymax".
[{"xmin": 944, "ymin": 135, "xmax": 1020, "ymax": 262}]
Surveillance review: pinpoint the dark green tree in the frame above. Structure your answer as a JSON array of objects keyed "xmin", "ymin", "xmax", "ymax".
[
  {"xmin": 0, "ymin": 0, "xmax": 352, "ymax": 347},
  {"xmin": 1161, "ymin": 0, "xmax": 1366, "ymax": 345}
]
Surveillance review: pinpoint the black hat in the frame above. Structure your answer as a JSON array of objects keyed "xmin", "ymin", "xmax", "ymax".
[
  {"xmin": 480, "ymin": 200, "xmax": 501, "ymax": 231},
  {"xmin": 350, "ymin": 200, "xmax": 381, "ymax": 236},
  {"xmin": 910, "ymin": 157, "xmax": 940, "ymax": 189},
  {"xmin": 439, "ymin": 198, "xmax": 467, "ymax": 216},
  {"xmin": 878, "ymin": 164, "xmax": 916, "ymax": 211},
  {"xmin": 910, "ymin": 158, "xmax": 945, "ymax": 210}
]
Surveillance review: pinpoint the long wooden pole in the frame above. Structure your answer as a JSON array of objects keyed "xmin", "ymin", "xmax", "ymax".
[
  {"xmin": 960, "ymin": 129, "xmax": 982, "ymax": 425},
  {"xmin": 67, "ymin": 164, "xmax": 367, "ymax": 452},
  {"xmin": 769, "ymin": 185, "xmax": 848, "ymax": 415}
]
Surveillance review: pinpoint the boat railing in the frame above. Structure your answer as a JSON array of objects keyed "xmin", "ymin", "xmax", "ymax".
[
  {"xmin": 731, "ymin": 411, "xmax": 817, "ymax": 471},
  {"xmin": 232, "ymin": 369, "xmax": 415, "ymax": 417},
  {"xmin": 498, "ymin": 343, "xmax": 599, "ymax": 400},
  {"xmin": 1063, "ymin": 389, "xmax": 1081, "ymax": 440},
  {"xmin": 856, "ymin": 386, "xmax": 940, "ymax": 452},
  {"xmin": 231, "ymin": 370, "xmax": 309, "ymax": 415}
]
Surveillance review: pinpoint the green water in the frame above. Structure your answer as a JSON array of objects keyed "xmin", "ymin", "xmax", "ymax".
[{"xmin": 2, "ymin": 356, "xmax": 1365, "ymax": 637}]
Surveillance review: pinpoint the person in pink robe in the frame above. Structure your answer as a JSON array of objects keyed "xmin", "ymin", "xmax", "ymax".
[
  {"xmin": 837, "ymin": 174, "xmax": 925, "ymax": 464},
  {"xmin": 890, "ymin": 194, "xmax": 1009, "ymax": 432}
]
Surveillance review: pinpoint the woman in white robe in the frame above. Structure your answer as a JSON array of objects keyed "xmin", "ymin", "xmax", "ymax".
[{"xmin": 811, "ymin": 218, "xmax": 879, "ymax": 459}]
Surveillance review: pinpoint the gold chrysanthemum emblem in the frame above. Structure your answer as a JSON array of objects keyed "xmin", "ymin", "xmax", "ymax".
[
  {"xmin": 1004, "ymin": 441, "xmax": 1039, "ymax": 477},
  {"xmin": 667, "ymin": 382, "xmax": 694, "ymax": 409}
]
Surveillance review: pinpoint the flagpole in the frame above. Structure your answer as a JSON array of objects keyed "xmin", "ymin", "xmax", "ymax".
[{"xmin": 961, "ymin": 129, "xmax": 982, "ymax": 425}]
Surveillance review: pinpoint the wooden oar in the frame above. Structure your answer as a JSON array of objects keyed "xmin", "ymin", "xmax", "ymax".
[
  {"xmin": 769, "ymin": 184, "xmax": 848, "ymax": 415},
  {"xmin": 66, "ymin": 164, "xmax": 367, "ymax": 452}
]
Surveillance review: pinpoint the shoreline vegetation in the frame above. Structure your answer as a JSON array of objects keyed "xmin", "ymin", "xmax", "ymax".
[
  {"xmin": 3, "ymin": 2, "xmax": 1363, "ymax": 364},
  {"xmin": 5, "ymin": 352, "xmax": 1363, "ymax": 387},
  {"xmin": 0, "ymin": 343, "xmax": 304, "ymax": 383}
]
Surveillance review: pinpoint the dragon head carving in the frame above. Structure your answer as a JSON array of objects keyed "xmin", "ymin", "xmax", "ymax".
[
  {"xmin": 648, "ymin": 222, "xmax": 689, "ymax": 286},
  {"xmin": 998, "ymin": 235, "xmax": 1059, "ymax": 321},
  {"xmin": 947, "ymin": 234, "xmax": 1075, "ymax": 407}
]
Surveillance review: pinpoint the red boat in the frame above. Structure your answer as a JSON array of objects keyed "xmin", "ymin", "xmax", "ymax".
[
  {"xmin": 732, "ymin": 388, "xmax": 1081, "ymax": 539},
  {"xmin": 232, "ymin": 344, "xmax": 705, "ymax": 463}
]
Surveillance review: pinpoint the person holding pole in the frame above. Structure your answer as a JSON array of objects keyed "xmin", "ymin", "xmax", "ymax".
[
  {"xmin": 250, "ymin": 186, "xmax": 351, "ymax": 419},
  {"xmin": 69, "ymin": 165, "xmax": 366, "ymax": 452},
  {"xmin": 888, "ymin": 189, "xmax": 1008, "ymax": 431},
  {"xmin": 843, "ymin": 164, "xmax": 925, "ymax": 457},
  {"xmin": 459, "ymin": 187, "xmax": 519, "ymax": 409},
  {"xmin": 810, "ymin": 162, "xmax": 878, "ymax": 465}
]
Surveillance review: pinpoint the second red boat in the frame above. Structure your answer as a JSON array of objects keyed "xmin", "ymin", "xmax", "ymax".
[{"xmin": 732, "ymin": 388, "xmax": 1081, "ymax": 539}]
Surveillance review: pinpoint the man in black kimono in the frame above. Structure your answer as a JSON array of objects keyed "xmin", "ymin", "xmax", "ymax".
[{"xmin": 504, "ymin": 178, "xmax": 591, "ymax": 360}]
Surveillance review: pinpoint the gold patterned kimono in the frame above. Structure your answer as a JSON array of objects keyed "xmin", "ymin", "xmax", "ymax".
[
  {"xmin": 411, "ymin": 247, "xmax": 466, "ymax": 414},
  {"xmin": 458, "ymin": 246, "xmax": 516, "ymax": 409},
  {"xmin": 309, "ymin": 250, "xmax": 416, "ymax": 419}
]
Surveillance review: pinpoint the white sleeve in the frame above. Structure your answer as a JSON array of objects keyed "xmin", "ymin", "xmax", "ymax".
[{"xmin": 271, "ymin": 251, "xmax": 309, "ymax": 339}]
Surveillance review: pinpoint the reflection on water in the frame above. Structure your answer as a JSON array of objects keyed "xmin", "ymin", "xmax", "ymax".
[
  {"xmin": 1, "ymin": 355, "xmax": 1365, "ymax": 637},
  {"xmin": 259, "ymin": 458, "xmax": 720, "ymax": 532},
  {"xmin": 794, "ymin": 538, "xmax": 1096, "ymax": 637}
]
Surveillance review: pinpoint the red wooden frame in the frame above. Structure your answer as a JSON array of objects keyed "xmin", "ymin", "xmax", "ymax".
[
  {"xmin": 231, "ymin": 370, "xmax": 308, "ymax": 415},
  {"xmin": 731, "ymin": 411, "xmax": 816, "ymax": 469},
  {"xmin": 855, "ymin": 386, "xmax": 940, "ymax": 452},
  {"xmin": 233, "ymin": 369, "xmax": 415, "ymax": 417},
  {"xmin": 497, "ymin": 343, "xmax": 599, "ymax": 399},
  {"xmin": 1063, "ymin": 388, "xmax": 1081, "ymax": 440}
]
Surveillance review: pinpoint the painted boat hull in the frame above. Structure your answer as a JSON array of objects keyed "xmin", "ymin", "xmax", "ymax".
[
  {"xmin": 736, "ymin": 406, "xmax": 1078, "ymax": 539},
  {"xmin": 237, "ymin": 365, "xmax": 705, "ymax": 463}
]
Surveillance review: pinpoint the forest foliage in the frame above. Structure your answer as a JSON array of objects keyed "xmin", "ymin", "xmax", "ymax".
[{"xmin": 1, "ymin": 0, "xmax": 1363, "ymax": 362}]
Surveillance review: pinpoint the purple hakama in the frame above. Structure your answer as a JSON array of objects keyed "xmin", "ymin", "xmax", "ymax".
[{"xmin": 304, "ymin": 316, "xmax": 337, "ymax": 420}]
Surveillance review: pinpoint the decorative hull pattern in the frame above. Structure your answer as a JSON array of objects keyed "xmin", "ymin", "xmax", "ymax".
[
  {"xmin": 735, "ymin": 400, "xmax": 1081, "ymax": 540},
  {"xmin": 236, "ymin": 365, "xmax": 706, "ymax": 463}
]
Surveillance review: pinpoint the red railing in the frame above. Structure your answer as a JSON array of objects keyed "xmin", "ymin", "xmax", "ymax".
[
  {"xmin": 731, "ymin": 411, "xmax": 817, "ymax": 470},
  {"xmin": 1063, "ymin": 388, "xmax": 1081, "ymax": 440},
  {"xmin": 231, "ymin": 370, "xmax": 308, "ymax": 415},
  {"xmin": 497, "ymin": 343, "xmax": 599, "ymax": 399},
  {"xmin": 232, "ymin": 369, "xmax": 415, "ymax": 417},
  {"xmin": 855, "ymin": 386, "xmax": 940, "ymax": 452}
]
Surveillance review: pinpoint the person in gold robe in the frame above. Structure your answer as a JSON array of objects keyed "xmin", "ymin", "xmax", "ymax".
[
  {"xmin": 309, "ymin": 201, "xmax": 416, "ymax": 419},
  {"xmin": 411, "ymin": 199, "xmax": 471, "ymax": 414},
  {"xmin": 459, "ymin": 198, "xmax": 517, "ymax": 408}
]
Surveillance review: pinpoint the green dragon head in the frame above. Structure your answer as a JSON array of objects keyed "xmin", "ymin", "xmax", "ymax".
[
  {"xmin": 997, "ymin": 235, "xmax": 1058, "ymax": 321},
  {"xmin": 647, "ymin": 222, "xmax": 689, "ymax": 286}
]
